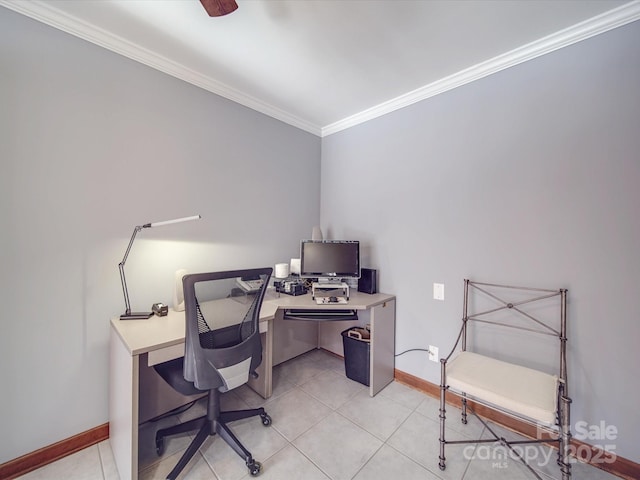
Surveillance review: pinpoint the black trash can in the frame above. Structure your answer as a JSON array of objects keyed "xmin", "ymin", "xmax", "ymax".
[{"xmin": 341, "ymin": 327, "xmax": 371, "ymax": 386}]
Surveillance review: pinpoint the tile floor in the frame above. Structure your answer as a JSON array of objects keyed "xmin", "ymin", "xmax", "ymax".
[{"xmin": 19, "ymin": 349, "xmax": 621, "ymax": 480}]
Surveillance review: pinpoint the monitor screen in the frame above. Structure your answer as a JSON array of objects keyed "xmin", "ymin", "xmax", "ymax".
[{"xmin": 300, "ymin": 240, "xmax": 360, "ymax": 279}]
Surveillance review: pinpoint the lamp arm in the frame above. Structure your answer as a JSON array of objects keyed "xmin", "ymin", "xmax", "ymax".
[
  {"xmin": 120, "ymin": 225, "xmax": 145, "ymax": 266},
  {"xmin": 117, "ymin": 215, "xmax": 199, "ymax": 318},
  {"xmin": 119, "ymin": 262, "xmax": 131, "ymax": 315},
  {"xmin": 118, "ymin": 225, "xmax": 147, "ymax": 315}
]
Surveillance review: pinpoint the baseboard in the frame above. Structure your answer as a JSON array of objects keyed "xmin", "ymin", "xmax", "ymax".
[
  {"xmin": 394, "ymin": 369, "xmax": 640, "ymax": 480},
  {"xmin": 0, "ymin": 423, "xmax": 109, "ymax": 480}
]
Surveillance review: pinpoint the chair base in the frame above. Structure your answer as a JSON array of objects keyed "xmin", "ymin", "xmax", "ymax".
[
  {"xmin": 438, "ymin": 400, "xmax": 572, "ymax": 480},
  {"xmin": 155, "ymin": 391, "xmax": 272, "ymax": 479}
]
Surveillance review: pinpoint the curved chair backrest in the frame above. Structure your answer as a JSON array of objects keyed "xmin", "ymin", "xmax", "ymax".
[{"xmin": 182, "ymin": 268, "xmax": 272, "ymax": 392}]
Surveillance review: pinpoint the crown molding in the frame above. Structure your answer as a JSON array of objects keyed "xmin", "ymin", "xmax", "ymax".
[
  {"xmin": 322, "ymin": 1, "xmax": 640, "ymax": 137},
  {"xmin": 0, "ymin": 0, "xmax": 322, "ymax": 136},
  {"xmin": 2, "ymin": 0, "xmax": 638, "ymax": 139}
]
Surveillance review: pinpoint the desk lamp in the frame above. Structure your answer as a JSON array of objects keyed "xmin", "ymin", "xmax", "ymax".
[{"xmin": 119, "ymin": 215, "xmax": 201, "ymax": 320}]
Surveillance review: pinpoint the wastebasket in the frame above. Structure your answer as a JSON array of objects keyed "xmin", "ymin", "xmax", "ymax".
[{"xmin": 341, "ymin": 327, "xmax": 371, "ymax": 386}]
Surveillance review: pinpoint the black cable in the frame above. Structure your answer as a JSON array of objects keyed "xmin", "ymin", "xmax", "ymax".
[
  {"xmin": 395, "ymin": 348, "xmax": 430, "ymax": 357},
  {"xmin": 144, "ymin": 399, "xmax": 200, "ymax": 424}
]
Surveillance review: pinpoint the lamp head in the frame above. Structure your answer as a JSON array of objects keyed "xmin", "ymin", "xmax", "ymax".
[
  {"xmin": 146, "ymin": 215, "xmax": 201, "ymax": 229},
  {"xmin": 118, "ymin": 214, "xmax": 201, "ymax": 320}
]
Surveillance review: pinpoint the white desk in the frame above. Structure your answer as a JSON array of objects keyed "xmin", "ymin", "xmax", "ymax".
[{"xmin": 109, "ymin": 291, "xmax": 395, "ymax": 480}]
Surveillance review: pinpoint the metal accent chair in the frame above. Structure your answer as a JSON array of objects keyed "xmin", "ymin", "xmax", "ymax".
[
  {"xmin": 154, "ymin": 267, "xmax": 273, "ymax": 479},
  {"xmin": 439, "ymin": 280, "xmax": 571, "ymax": 479}
]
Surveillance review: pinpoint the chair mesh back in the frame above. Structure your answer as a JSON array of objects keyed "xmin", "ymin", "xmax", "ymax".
[
  {"xmin": 239, "ymin": 293, "xmax": 260, "ymax": 341},
  {"xmin": 196, "ymin": 302, "xmax": 214, "ymax": 349},
  {"xmin": 182, "ymin": 268, "xmax": 272, "ymax": 391},
  {"xmin": 194, "ymin": 277, "xmax": 262, "ymax": 350}
]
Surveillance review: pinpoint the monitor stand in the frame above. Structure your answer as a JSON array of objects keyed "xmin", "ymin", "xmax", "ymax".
[{"xmin": 312, "ymin": 281, "xmax": 350, "ymax": 300}]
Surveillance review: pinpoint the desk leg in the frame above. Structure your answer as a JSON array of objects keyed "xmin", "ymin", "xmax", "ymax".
[
  {"xmin": 247, "ymin": 319, "xmax": 273, "ymax": 398},
  {"xmin": 110, "ymin": 330, "xmax": 139, "ymax": 480},
  {"xmin": 370, "ymin": 299, "xmax": 396, "ymax": 396}
]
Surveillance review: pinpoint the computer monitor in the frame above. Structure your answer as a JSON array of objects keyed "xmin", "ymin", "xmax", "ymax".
[{"xmin": 300, "ymin": 240, "xmax": 360, "ymax": 283}]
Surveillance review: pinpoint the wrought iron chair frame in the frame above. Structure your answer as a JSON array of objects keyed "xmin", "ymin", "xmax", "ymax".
[{"xmin": 438, "ymin": 279, "xmax": 571, "ymax": 480}]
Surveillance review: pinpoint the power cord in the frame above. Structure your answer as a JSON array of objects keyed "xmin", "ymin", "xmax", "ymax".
[
  {"xmin": 395, "ymin": 347, "xmax": 431, "ymax": 357},
  {"xmin": 144, "ymin": 399, "xmax": 199, "ymax": 425}
]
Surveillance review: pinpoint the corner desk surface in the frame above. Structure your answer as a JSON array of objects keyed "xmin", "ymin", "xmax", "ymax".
[{"xmin": 109, "ymin": 290, "xmax": 395, "ymax": 480}]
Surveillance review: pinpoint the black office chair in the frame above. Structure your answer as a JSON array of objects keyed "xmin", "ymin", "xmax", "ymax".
[{"xmin": 153, "ymin": 268, "xmax": 273, "ymax": 479}]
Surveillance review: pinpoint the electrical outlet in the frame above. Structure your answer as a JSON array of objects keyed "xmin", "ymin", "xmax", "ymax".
[
  {"xmin": 428, "ymin": 345, "xmax": 439, "ymax": 362},
  {"xmin": 433, "ymin": 283, "xmax": 445, "ymax": 301}
]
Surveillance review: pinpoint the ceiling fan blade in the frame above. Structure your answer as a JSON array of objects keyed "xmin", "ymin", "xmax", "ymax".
[{"xmin": 200, "ymin": 0, "xmax": 238, "ymax": 17}]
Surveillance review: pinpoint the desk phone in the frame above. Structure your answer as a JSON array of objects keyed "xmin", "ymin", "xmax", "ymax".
[{"xmin": 236, "ymin": 278, "xmax": 264, "ymax": 293}]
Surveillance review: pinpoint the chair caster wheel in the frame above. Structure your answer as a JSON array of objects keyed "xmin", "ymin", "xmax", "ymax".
[
  {"xmin": 439, "ymin": 463, "xmax": 446, "ymax": 471},
  {"xmin": 155, "ymin": 435, "xmax": 165, "ymax": 456},
  {"xmin": 247, "ymin": 460, "xmax": 262, "ymax": 476},
  {"xmin": 260, "ymin": 413, "xmax": 272, "ymax": 426}
]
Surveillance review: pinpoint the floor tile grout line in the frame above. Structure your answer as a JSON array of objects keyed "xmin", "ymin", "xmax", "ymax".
[
  {"xmin": 266, "ymin": 386, "xmax": 338, "ymax": 443},
  {"xmin": 379, "ymin": 441, "xmax": 444, "ymax": 480},
  {"xmin": 297, "ymin": 381, "xmax": 365, "ymax": 413},
  {"xmin": 349, "ymin": 440, "xmax": 386, "ymax": 480},
  {"xmin": 198, "ymin": 450, "xmax": 221, "ymax": 480},
  {"xmin": 96, "ymin": 442, "xmax": 108, "ymax": 480},
  {"xmin": 242, "ymin": 429, "xmax": 290, "ymax": 479},
  {"xmin": 286, "ymin": 440, "xmax": 333, "ymax": 480}
]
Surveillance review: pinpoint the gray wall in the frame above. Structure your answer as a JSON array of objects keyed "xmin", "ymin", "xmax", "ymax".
[
  {"xmin": 321, "ymin": 21, "xmax": 640, "ymax": 461},
  {"xmin": 0, "ymin": 8, "xmax": 320, "ymax": 463}
]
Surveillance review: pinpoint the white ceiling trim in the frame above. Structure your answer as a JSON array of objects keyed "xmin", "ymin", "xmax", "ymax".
[
  {"xmin": 0, "ymin": 0, "xmax": 323, "ymax": 136},
  {"xmin": 2, "ymin": 0, "xmax": 639, "ymax": 138},
  {"xmin": 322, "ymin": 1, "xmax": 640, "ymax": 137}
]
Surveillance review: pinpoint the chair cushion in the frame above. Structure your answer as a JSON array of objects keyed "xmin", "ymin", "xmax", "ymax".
[
  {"xmin": 446, "ymin": 351, "xmax": 558, "ymax": 425},
  {"xmin": 154, "ymin": 357, "xmax": 202, "ymax": 397}
]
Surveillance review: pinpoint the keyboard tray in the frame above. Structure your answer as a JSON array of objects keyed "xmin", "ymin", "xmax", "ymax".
[{"xmin": 283, "ymin": 308, "xmax": 358, "ymax": 321}]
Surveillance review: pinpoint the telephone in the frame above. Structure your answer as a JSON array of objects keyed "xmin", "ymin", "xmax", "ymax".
[{"xmin": 236, "ymin": 277, "xmax": 264, "ymax": 293}]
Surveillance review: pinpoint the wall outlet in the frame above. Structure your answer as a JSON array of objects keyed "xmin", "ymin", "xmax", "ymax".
[
  {"xmin": 428, "ymin": 345, "xmax": 439, "ymax": 362},
  {"xmin": 433, "ymin": 283, "xmax": 445, "ymax": 301}
]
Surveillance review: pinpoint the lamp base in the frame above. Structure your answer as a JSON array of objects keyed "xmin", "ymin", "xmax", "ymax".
[{"xmin": 120, "ymin": 311, "xmax": 153, "ymax": 320}]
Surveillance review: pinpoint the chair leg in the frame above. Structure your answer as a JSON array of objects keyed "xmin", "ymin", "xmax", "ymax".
[
  {"xmin": 439, "ymin": 361, "xmax": 447, "ymax": 471},
  {"xmin": 215, "ymin": 419, "xmax": 263, "ymax": 475},
  {"xmin": 156, "ymin": 416, "xmax": 206, "ymax": 443},
  {"xmin": 155, "ymin": 416, "xmax": 206, "ymax": 456},
  {"xmin": 166, "ymin": 423, "xmax": 211, "ymax": 480},
  {"xmin": 219, "ymin": 407, "xmax": 266, "ymax": 423},
  {"xmin": 216, "ymin": 420, "xmax": 254, "ymax": 464},
  {"xmin": 559, "ymin": 395, "xmax": 572, "ymax": 479},
  {"xmin": 461, "ymin": 394, "xmax": 468, "ymax": 425}
]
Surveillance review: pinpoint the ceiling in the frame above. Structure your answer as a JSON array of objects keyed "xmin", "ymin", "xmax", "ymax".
[{"xmin": 2, "ymin": 0, "xmax": 639, "ymax": 136}]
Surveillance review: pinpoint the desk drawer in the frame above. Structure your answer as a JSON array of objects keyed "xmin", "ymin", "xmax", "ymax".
[{"xmin": 148, "ymin": 343, "xmax": 184, "ymax": 366}]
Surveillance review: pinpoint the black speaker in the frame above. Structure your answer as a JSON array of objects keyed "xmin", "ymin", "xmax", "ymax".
[{"xmin": 358, "ymin": 268, "xmax": 377, "ymax": 294}]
